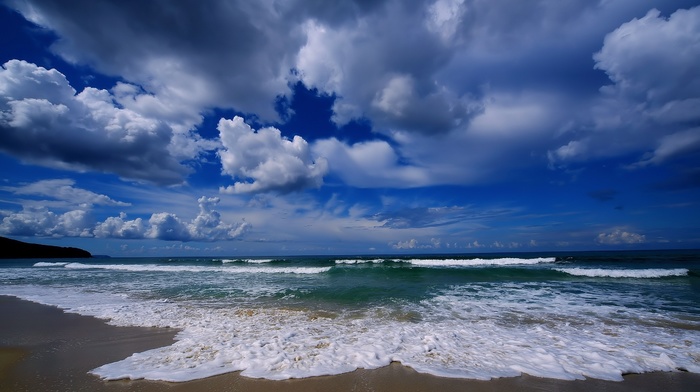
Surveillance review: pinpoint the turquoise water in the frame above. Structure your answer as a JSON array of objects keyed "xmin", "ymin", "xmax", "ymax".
[{"xmin": 1, "ymin": 250, "xmax": 699, "ymax": 381}]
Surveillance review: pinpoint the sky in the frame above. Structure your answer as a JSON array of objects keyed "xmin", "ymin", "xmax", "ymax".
[{"xmin": 0, "ymin": 0, "xmax": 699, "ymax": 257}]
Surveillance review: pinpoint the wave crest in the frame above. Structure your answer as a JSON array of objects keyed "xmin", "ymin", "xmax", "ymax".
[
  {"xmin": 33, "ymin": 262, "xmax": 69, "ymax": 267},
  {"xmin": 556, "ymin": 268, "xmax": 688, "ymax": 278},
  {"xmin": 60, "ymin": 263, "xmax": 329, "ymax": 274},
  {"xmin": 221, "ymin": 259, "xmax": 274, "ymax": 264},
  {"xmin": 405, "ymin": 257, "xmax": 556, "ymax": 267}
]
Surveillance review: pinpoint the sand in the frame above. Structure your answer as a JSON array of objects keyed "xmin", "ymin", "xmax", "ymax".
[{"xmin": 1, "ymin": 295, "xmax": 699, "ymax": 392}]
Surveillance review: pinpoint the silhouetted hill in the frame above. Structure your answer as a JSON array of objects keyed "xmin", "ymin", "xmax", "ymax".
[{"xmin": 0, "ymin": 236, "xmax": 92, "ymax": 259}]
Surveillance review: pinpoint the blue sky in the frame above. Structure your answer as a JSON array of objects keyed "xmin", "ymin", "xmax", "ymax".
[{"xmin": 1, "ymin": 0, "xmax": 699, "ymax": 256}]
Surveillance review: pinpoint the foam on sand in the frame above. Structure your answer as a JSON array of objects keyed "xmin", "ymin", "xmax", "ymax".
[{"xmin": 3, "ymin": 282, "xmax": 697, "ymax": 384}]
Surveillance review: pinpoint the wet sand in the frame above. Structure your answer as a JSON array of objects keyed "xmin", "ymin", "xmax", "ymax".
[{"xmin": 2, "ymin": 295, "xmax": 699, "ymax": 391}]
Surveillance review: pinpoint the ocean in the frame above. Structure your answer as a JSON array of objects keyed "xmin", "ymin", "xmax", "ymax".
[{"xmin": 1, "ymin": 250, "xmax": 699, "ymax": 382}]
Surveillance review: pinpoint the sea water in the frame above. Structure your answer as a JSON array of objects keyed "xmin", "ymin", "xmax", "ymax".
[{"xmin": 1, "ymin": 250, "xmax": 699, "ymax": 382}]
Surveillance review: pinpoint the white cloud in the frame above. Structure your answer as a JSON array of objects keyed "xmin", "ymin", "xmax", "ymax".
[
  {"xmin": 93, "ymin": 213, "xmax": 147, "ymax": 239},
  {"xmin": 0, "ymin": 207, "xmax": 92, "ymax": 238},
  {"xmin": 6, "ymin": 0, "xmax": 303, "ymax": 123},
  {"xmin": 109, "ymin": 82, "xmax": 219, "ymax": 160},
  {"xmin": 4, "ymin": 179, "xmax": 129, "ymax": 207},
  {"xmin": 296, "ymin": 1, "xmax": 481, "ymax": 134},
  {"xmin": 390, "ymin": 238, "xmax": 444, "ymax": 250},
  {"xmin": 56, "ymin": 210, "xmax": 94, "ymax": 237},
  {"xmin": 6, "ymin": 1, "xmax": 691, "ymax": 191},
  {"xmin": 373, "ymin": 75, "xmax": 415, "ymax": 118},
  {"xmin": 392, "ymin": 239, "xmax": 419, "ymax": 249},
  {"xmin": 146, "ymin": 213, "xmax": 194, "ymax": 242},
  {"xmin": 426, "ymin": 0, "xmax": 466, "ymax": 43},
  {"xmin": 293, "ymin": 0, "xmax": 635, "ymax": 139},
  {"xmin": 296, "ymin": 21, "xmax": 345, "ymax": 95},
  {"xmin": 2, "ymin": 195, "xmax": 249, "ymax": 242},
  {"xmin": 314, "ymin": 90, "xmax": 571, "ymax": 188},
  {"xmin": 218, "ymin": 116, "xmax": 328, "ymax": 194},
  {"xmin": 550, "ymin": 6, "xmax": 700, "ymax": 165},
  {"xmin": 312, "ymin": 138, "xmax": 430, "ymax": 188},
  {"xmin": 120, "ymin": 197, "xmax": 251, "ymax": 242},
  {"xmin": 0, "ymin": 60, "xmax": 198, "ymax": 185},
  {"xmin": 467, "ymin": 240, "xmax": 484, "ymax": 249},
  {"xmin": 593, "ymin": 8, "xmax": 700, "ymax": 105},
  {"xmin": 596, "ymin": 229, "xmax": 646, "ymax": 245},
  {"xmin": 632, "ymin": 128, "xmax": 700, "ymax": 168},
  {"xmin": 2, "ymin": 0, "xmax": 697, "ymax": 203},
  {"xmin": 548, "ymin": 140, "xmax": 587, "ymax": 163},
  {"xmin": 93, "ymin": 212, "xmax": 147, "ymax": 239},
  {"xmin": 186, "ymin": 197, "xmax": 251, "ymax": 241}
]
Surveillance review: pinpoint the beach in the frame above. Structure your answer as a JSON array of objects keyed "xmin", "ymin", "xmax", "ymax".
[{"xmin": 2, "ymin": 295, "xmax": 699, "ymax": 392}]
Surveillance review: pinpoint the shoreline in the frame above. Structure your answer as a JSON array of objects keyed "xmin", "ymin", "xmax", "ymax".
[{"xmin": 2, "ymin": 295, "xmax": 699, "ymax": 392}]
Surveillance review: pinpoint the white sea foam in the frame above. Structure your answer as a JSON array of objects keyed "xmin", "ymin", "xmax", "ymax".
[
  {"xmin": 60, "ymin": 262, "xmax": 329, "ymax": 274},
  {"xmin": 4, "ymin": 255, "xmax": 700, "ymax": 384},
  {"xmin": 221, "ymin": 258, "xmax": 275, "ymax": 264},
  {"xmin": 556, "ymin": 268, "xmax": 688, "ymax": 278},
  {"xmin": 33, "ymin": 262, "xmax": 69, "ymax": 267},
  {"xmin": 2, "ymin": 280, "xmax": 698, "ymax": 384},
  {"xmin": 405, "ymin": 257, "xmax": 556, "ymax": 267},
  {"xmin": 222, "ymin": 266, "xmax": 332, "ymax": 275},
  {"xmin": 64, "ymin": 263, "xmax": 209, "ymax": 272},
  {"xmin": 335, "ymin": 259, "xmax": 385, "ymax": 264}
]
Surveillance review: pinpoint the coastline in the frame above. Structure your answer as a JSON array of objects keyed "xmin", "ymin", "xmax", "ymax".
[{"xmin": 2, "ymin": 295, "xmax": 699, "ymax": 392}]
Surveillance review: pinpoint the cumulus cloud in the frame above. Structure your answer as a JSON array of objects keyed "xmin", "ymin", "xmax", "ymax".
[
  {"xmin": 154, "ymin": 196, "xmax": 251, "ymax": 242},
  {"xmin": 0, "ymin": 207, "xmax": 92, "ymax": 238},
  {"xmin": 391, "ymin": 238, "xmax": 443, "ymax": 249},
  {"xmin": 593, "ymin": 8, "xmax": 700, "ymax": 106},
  {"xmin": 295, "ymin": 0, "xmax": 637, "ymax": 138},
  {"xmin": 313, "ymin": 90, "xmax": 571, "ymax": 188},
  {"xmin": 296, "ymin": 2, "xmax": 481, "ymax": 134},
  {"xmin": 7, "ymin": 2, "xmax": 688, "ymax": 179},
  {"xmin": 3, "ymin": 179, "xmax": 129, "ymax": 207},
  {"xmin": 391, "ymin": 239, "xmax": 419, "ymax": 249},
  {"xmin": 596, "ymin": 229, "xmax": 646, "ymax": 245},
  {"xmin": 93, "ymin": 213, "xmax": 147, "ymax": 239},
  {"xmin": 218, "ymin": 116, "xmax": 328, "ymax": 194},
  {"xmin": 466, "ymin": 240, "xmax": 484, "ymax": 249},
  {"xmin": 5, "ymin": 0, "xmax": 304, "ymax": 122},
  {"xmin": 0, "ymin": 60, "xmax": 197, "ymax": 185},
  {"xmin": 312, "ymin": 138, "xmax": 429, "ymax": 188},
  {"xmin": 2, "ymin": 196, "xmax": 249, "ymax": 242},
  {"xmin": 550, "ymin": 6, "xmax": 700, "ymax": 166},
  {"xmin": 4, "ymin": 0, "xmax": 698, "ymax": 196},
  {"xmin": 99, "ymin": 197, "xmax": 250, "ymax": 242}
]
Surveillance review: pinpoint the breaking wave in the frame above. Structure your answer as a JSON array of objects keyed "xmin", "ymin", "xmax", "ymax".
[{"xmin": 555, "ymin": 268, "xmax": 688, "ymax": 278}]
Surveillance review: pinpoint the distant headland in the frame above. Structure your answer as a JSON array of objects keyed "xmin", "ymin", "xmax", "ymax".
[{"xmin": 0, "ymin": 236, "xmax": 92, "ymax": 259}]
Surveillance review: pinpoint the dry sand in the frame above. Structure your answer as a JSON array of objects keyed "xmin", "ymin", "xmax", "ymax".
[{"xmin": 2, "ymin": 295, "xmax": 698, "ymax": 392}]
